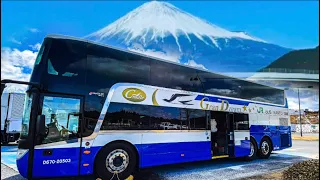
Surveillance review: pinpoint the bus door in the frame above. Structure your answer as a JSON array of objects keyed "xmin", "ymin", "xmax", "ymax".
[
  {"xmin": 228, "ymin": 113, "xmax": 250, "ymax": 157},
  {"xmin": 32, "ymin": 93, "xmax": 84, "ymax": 178}
]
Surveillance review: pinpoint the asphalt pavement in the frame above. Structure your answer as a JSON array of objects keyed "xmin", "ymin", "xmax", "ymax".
[
  {"xmin": 273, "ymin": 139, "xmax": 319, "ymax": 159},
  {"xmin": 1, "ymin": 140, "xmax": 318, "ymax": 180}
]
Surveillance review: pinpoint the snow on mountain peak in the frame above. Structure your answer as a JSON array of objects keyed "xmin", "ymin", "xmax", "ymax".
[{"xmin": 88, "ymin": 1, "xmax": 265, "ymax": 50}]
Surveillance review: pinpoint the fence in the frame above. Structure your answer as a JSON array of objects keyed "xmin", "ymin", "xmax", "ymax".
[
  {"xmin": 291, "ymin": 124, "xmax": 319, "ymax": 133},
  {"xmin": 260, "ymin": 68, "xmax": 319, "ymax": 74}
]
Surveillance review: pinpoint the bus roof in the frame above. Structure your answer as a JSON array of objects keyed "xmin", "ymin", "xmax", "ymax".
[{"xmin": 45, "ymin": 34, "xmax": 285, "ymax": 91}]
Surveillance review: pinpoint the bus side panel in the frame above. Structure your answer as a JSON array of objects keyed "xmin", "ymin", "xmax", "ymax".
[
  {"xmin": 85, "ymin": 131, "xmax": 211, "ymax": 172},
  {"xmin": 250, "ymin": 125, "xmax": 292, "ymax": 151},
  {"xmin": 277, "ymin": 126, "xmax": 292, "ymax": 150},
  {"xmin": 138, "ymin": 141, "xmax": 211, "ymax": 168},
  {"xmin": 80, "ymin": 146, "xmax": 104, "ymax": 175},
  {"xmin": 32, "ymin": 146, "xmax": 81, "ymax": 178},
  {"xmin": 79, "ymin": 140, "xmax": 212, "ymax": 175},
  {"xmin": 139, "ymin": 131, "xmax": 211, "ymax": 168},
  {"xmin": 233, "ymin": 131, "xmax": 251, "ymax": 157}
]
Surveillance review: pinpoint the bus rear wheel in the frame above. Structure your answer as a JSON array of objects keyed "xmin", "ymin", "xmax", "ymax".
[
  {"xmin": 258, "ymin": 138, "xmax": 272, "ymax": 159},
  {"xmin": 95, "ymin": 142, "xmax": 137, "ymax": 180}
]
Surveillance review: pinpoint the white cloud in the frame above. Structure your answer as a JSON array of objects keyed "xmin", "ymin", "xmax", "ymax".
[
  {"xmin": 29, "ymin": 43, "xmax": 41, "ymax": 51},
  {"xmin": 9, "ymin": 37, "xmax": 22, "ymax": 45},
  {"xmin": 287, "ymin": 96, "xmax": 319, "ymax": 111},
  {"xmin": 1, "ymin": 47, "xmax": 39, "ymax": 93},
  {"xmin": 128, "ymin": 43, "xmax": 181, "ymax": 63},
  {"xmin": 29, "ymin": 28, "xmax": 40, "ymax": 33},
  {"xmin": 184, "ymin": 60, "xmax": 207, "ymax": 70},
  {"xmin": 129, "ymin": 48, "xmax": 180, "ymax": 63}
]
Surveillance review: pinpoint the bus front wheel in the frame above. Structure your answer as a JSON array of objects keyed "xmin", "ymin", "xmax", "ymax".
[{"xmin": 94, "ymin": 142, "xmax": 137, "ymax": 180}]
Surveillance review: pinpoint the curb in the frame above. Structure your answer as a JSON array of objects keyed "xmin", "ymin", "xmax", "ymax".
[{"xmin": 292, "ymin": 136, "xmax": 319, "ymax": 141}]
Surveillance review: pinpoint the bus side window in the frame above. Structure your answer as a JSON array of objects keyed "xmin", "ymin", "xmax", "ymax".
[
  {"xmin": 102, "ymin": 103, "xmax": 182, "ymax": 130},
  {"xmin": 233, "ymin": 114, "xmax": 249, "ymax": 130},
  {"xmin": 188, "ymin": 109, "xmax": 207, "ymax": 130}
]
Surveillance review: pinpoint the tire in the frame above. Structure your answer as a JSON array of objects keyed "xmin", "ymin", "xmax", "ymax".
[
  {"xmin": 244, "ymin": 138, "xmax": 258, "ymax": 161},
  {"xmin": 258, "ymin": 138, "xmax": 272, "ymax": 159},
  {"xmin": 94, "ymin": 142, "xmax": 137, "ymax": 180}
]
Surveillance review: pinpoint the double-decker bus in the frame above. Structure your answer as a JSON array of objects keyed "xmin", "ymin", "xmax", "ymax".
[{"xmin": 1, "ymin": 35, "xmax": 291, "ymax": 180}]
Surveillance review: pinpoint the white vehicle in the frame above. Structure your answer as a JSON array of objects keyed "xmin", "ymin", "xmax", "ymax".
[
  {"xmin": 160, "ymin": 122, "xmax": 178, "ymax": 130},
  {"xmin": 1, "ymin": 93, "xmax": 25, "ymax": 145},
  {"xmin": 180, "ymin": 125, "xmax": 188, "ymax": 129}
]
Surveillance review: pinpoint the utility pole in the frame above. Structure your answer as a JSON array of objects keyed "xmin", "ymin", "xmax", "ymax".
[
  {"xmin": 285, "ymin": 86, "xmax": 313, "ymax": 137},
  {"xmin": 297, "ymin": 88, "xmax": 303, "ymax": 137}
]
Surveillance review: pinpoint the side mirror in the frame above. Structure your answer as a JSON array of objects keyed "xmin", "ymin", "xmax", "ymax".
[{"xmin": 36, "ymin": 115, "xmax": 46, "ymax": 137}]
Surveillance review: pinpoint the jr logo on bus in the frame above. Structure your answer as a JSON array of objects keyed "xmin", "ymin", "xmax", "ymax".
[{"xmin": 122, "ymin": 88, "xmax": 146, "ymax": 102}]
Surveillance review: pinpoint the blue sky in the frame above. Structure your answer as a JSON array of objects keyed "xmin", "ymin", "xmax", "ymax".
[{"xmin": 1, "ymin": 1, "xmax": 319, "ymax": 49}]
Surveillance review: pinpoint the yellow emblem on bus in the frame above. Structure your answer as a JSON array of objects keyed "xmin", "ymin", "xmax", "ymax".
[{"xmin": 122, "ymin": 88, "xmax": 146, "ymax": 102}]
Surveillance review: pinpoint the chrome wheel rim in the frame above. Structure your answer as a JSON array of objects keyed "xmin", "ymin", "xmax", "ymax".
[
  {"xmin": 106, "ymin": 149, "xmax": 129, "ymax": 173},
  {"xmin": 249, "ymin": 142, "xmax": 254, "ymax": 157},
  {"xmin": 261, "ymin": 141, "xmax": 269, "ymax": 155}
]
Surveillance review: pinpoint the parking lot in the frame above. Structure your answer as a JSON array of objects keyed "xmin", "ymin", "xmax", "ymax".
[{"xmin": 1, "ymin": 140, "xmax": 318, "ymax": 180}]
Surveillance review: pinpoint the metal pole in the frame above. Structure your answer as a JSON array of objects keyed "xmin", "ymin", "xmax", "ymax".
[{"xmin": 298, "ymin": 88, "xmax": 303, "ymax": 137}]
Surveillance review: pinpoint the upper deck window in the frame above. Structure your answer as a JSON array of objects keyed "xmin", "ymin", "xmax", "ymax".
[
  {"xmin": 34, "ymin": 43, "xmax": 45, "ymax": 65},
  {"xmin": 198, "ymin": 71, "xmax": 285, "ymax": 105},
  {"xmin": 150, "ymin": 60, "xmax": 202, "ymax": 93}
]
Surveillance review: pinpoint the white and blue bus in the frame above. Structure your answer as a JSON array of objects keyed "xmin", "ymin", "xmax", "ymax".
[{"xmin": 1, "ymin": 35, "xmax": 291, "ymax": 180}]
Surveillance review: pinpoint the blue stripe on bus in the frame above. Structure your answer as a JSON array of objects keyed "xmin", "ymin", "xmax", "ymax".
[
  {"xmin": 250, "ymin": 125, "xmax": 292, "ymax": 150},
  {"xmin": 80, "ymin": 147, "xmax": 102, "ymax": 175},
  {"xmin": 194, "ymin": 95, "xmax": 288, "ymax": 108},
  {"xmin": 32, "ymin": 147, "xmax": 81, "ymax": 178},
  {"xmin": 234, "ymin": 140, "xmax": 250, "ymax": 157},
  {"xmin": 136, "ymin": 141, "xmax": 212, "ymax": 168}
]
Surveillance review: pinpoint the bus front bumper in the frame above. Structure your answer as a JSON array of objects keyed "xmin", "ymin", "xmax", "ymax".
[{"xmin": 16, "ymin": 149, "xmax": 29, "ymax": 178}]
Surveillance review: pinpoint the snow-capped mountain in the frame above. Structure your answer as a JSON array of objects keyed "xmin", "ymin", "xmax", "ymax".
[{"xmin": 86, "ymin": 1, "xmax": 291, "ymax": 73}]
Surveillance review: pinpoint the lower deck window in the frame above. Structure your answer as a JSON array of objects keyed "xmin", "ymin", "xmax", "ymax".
[
  {"xmin": 233, "ymin": 114, "xmax": 249, "ymax": 130},
  {"xmin": 101, "ymin": 103, "xmax": 208, "ymax": 130}
]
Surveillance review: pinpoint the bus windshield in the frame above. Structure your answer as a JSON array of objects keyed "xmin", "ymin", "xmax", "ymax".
[{"xmin": 40, "ymin": 96, "xmax": 80, "ymax": 144}]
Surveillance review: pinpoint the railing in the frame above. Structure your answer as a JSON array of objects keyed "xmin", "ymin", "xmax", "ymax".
[{"xmin": 260, "ymin": 68, "xmax": 319, "ymax": 74}]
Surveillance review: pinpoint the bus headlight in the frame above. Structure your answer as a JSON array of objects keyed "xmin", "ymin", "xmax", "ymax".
[{"xmin": 17, "ymin": 149, "xmax": 28, "ymax": 160}]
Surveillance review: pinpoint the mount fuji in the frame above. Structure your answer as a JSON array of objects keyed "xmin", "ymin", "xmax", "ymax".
[{"xmin": 86, "ymin": 1, "xmax": 291, "ymax": 73}]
